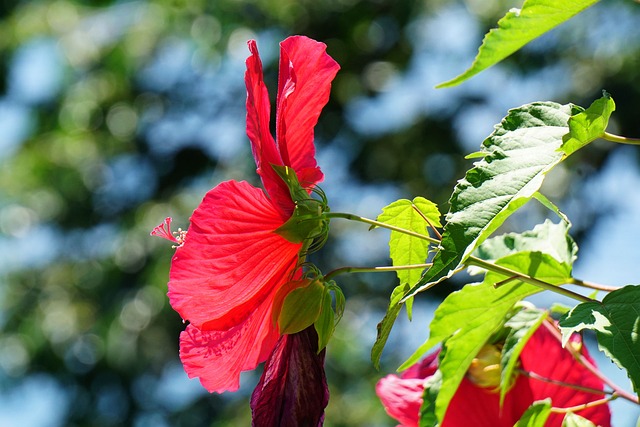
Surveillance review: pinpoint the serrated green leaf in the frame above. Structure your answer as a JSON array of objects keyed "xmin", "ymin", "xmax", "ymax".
[
  {"xmin": 371, "ymin": 283, "xmax": 409, "ymax": 369},
  {"xmin": 377, "ymin": 197, "xmax": 441, "ymax": 287},
  {"xmin": 370, "ymin": 198, "xmax": 441, "ymax": 362},
  {"xmin": 475, "ymin": 219, "xmax": 577, "ymax": 266},
  {"xmin": 278, "ymin": 280, "xmax": 324, "ymax": 335},
  {"xmin": 408, "ymin": 102, "xmax": 574, "ymax": 299},
  {"xmin": 559, "ymin": 285, "xmax": 640, "ymax": 394},
  {"xmin": 561, "ymin": 93, "xmax": 615, "ymax": 156},
  {"xmin": 484, "ymin": 251, "xmax": 573, "ymax": 287},
  {"xmin": 500, "ymin": 308, "xmax": 547, "ymax": 405},
  {"xmin": 437, "ymin": 0, "xmax": 599, "ymax": 88},
  {"xmin": 562, "ymin": 412, "xmax": 597, "ymax": 427},
  {"xmin": 514, "ymin": 400, "xmax": 552, "ymax": 426}
]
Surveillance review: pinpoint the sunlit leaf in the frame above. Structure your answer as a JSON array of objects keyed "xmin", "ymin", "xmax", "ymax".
[
  {"xmin": 561, "ymin": 92, "xmax": 615, "ymax": 156},
  {"xmin": 400, "ymin": 250, "xmax": 572, "ymax": 421},
  {"xmin": 437, "ymin": 0, "xmax": 599, "ymax": 88},
  {"xmin": 500, "ymin": 308, "xmax": 547, "ymax": 405},
  {"xmin": 475, "ymin": 219, "xmax": 577, "ymax": 266},
  {"xmin": 408, "ymin": 101, "xmax": 574, "ymax": 299},
  {"xmin": 419, "ymin": 366, "xmax": 443, "ymax": 427},
  {"xmin": 514, "ymin": 400, "xmax": 552, "ymax": 426},
  {"xmin": 377, "ymin": 197, "xmax": 441, "ymax": 288},
  {"xmin": 559, "ymin": 285, "xmax": 640, "ymax": 394},
  {"xmin": 562, "ymin": 412, "xmax": 597, "ymax": 427},
  {"xmin": 398, "ymin": 280, "xmax": 538, "ymax": 420}
]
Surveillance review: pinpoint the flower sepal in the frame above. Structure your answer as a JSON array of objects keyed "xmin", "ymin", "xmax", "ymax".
[
  {"xmin": 272, "ymin": 164, "xmax": 329, "ymax": 244},
  {"xmin": 274, "ymin": 278, "xmax": 325, "ymax": 335}
]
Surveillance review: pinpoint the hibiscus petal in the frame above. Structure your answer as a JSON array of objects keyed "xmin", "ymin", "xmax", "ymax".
[
  {"xmin": 520, "ymin": 325, "xmax": 611, "ymax": 427},
  {"xmin": 276, "ymin": 36, "xmax": 340, "ymax": 187},
  {"xmin": 376, "ymin": 375, "xmax": 424, "ymax": 427},
  {"xmin": 245, "ymin": 40, "xmax": 292, "ymax": 210},
  {"xmin": 179, "ymin": 297, "xmax": 280, "ymax": 393},
  {"xmin": 168, "ymin": 180, "xmax": 302, "ymax": 330},
  {"xmin": 250, "ymin": 326, "xmax": 329, "ymax": 427},
  {"xmin": 442, "ymin": 376, "xmax": 534, "ymax": 427}
]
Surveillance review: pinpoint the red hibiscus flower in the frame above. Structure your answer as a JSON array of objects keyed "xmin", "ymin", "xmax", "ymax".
[
  {"xmin": 154, "ymin": 36, "xmax": 339, "ymax": 393},
  {"xmin": 376, "ymin": 322, "xmax": 611, "ymax": 427}
]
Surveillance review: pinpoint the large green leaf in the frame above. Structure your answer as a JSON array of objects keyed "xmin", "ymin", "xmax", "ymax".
[
  {"xmin": 559, "ymin": 285, "xmax": 640, "ymax": 394},
  {"xmin": 372, "ymin": 96, "xmax": 611, "ymax": 368},
  {"xmin": 514, "ymin": 400, "xmax": 552, "ymax": 426},
  {"xmin": 409, "ymin": 101, "xmax": 574, "ymax": 299},
  {"xmin": 437, "ymin": 0, "xmax": 599, "ymax": 88}
]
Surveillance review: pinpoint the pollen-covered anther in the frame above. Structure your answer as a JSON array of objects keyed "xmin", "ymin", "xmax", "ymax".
[{"xmin": 172, "ymin": 228, "xmax": 187, "ymax": 248}]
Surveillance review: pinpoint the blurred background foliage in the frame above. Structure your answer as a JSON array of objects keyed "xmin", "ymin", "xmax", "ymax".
[{"xmin": 1, "ymin": 0, "xmax": 640, "ymax": 426}]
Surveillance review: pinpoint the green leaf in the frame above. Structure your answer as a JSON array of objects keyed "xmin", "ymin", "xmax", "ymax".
[
  {"xmin": 562, "ymin": 412, "xmax": 597, "ymax": 427},
  {"xmin": 408, "ymin": 102, "xmax": 574, "ymax": 299},
  {"xmin": 370, "ymin": 198, "xmax": 441, "ymax": 365},
  {"xmin": 500, "ymin": 308, "xmax": 547, "ymax": 405},
  {"xmin": 559, "ymin": 285, "xmax": 640, "ymax": 394},
  {"xmin": 484, "ymin": 251, "xmax": 573, "ymax": 288},
  {"xmin": 437, "ymin": 0, "xmax": 599, "ymax": 88},
  {"xmin": 475, "ymin": 219, "xmax": 577, "ymax": 266},
  {"xmin": 561, "ymin": 92, "xmax": 616, "ymax": 156},
  {"xmin": 314, "ymin": 290, "xmax": 335, "ymax": 351},
  {"xmin": 371, "ymin": 283, "xmax": 409, "ymax": 369},
  {"xmin": 418, "ymin": 368, "xmax": 442, "ymax": 427},
  {"xmin": 278, "ymin": 280, "xmax": 325, "ymax": 335},
  {"xmin": 377, "ymin": 197, "xmax": 441, "ymax": 287},
  {"xmin": 514, "ymin": 400, "xmax": 552, "ymax": 426}
]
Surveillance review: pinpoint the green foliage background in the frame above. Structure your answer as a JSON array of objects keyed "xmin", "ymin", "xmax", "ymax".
[{"xmin": 1, "ymin": 0, "xmax": 640, "ymax": 425}]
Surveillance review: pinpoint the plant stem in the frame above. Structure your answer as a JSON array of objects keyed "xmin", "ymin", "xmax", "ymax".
[
  {"xmin": 517, "ymin": 369, "xmax": 614, "ymax": 396},
  {"xmin": 569, "ymin": 278, "xmax": 621, "ymax": 292},
  {"xmin": 548, "ymin": 396, "xmax": 616, "ymax": 414},
  {"xmin": 464, "ymin": 257, "xmax": 594, "ymax": 303},
  {"xmin": 602, "ymin": 131, "xmax": 640, "ymax": 145},
  {"xmin": 325, "ymin": 212, "xmax": 440, "ymax": 245},
  {"xmin": 542, "ymin": 320, "xmax": 640, "ymax": 405},
  {"xmin": 324, "ymin": 264, "xmax": 432, "ymax": 281}
]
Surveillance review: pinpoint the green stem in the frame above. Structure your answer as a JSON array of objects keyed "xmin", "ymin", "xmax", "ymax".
[
  {"xmin": 325, "ymin": 212, "xmax": 440, "ymax": 245},
  {"xmin": 324, "ymin": 263, "xmax": 432, "ymax": 281},
  {"xmin": 464, "ymin": 257, "xmax": 594, "ymax": 303},
  {"xmin": 602, "ymin": 131, "xmax": 640, "ymax": 145},
  {"xmin": 548, "ymin": 396, "xmax": 616, "ymax": 414},
  {"xmin": 517, "ymin": 369, "xmax": 614, "ymax": 396}
]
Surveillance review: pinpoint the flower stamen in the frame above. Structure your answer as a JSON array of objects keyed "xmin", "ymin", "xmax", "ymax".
[{"xmin": 151, "ymin": 217, "xmax": 187, "ymax": 248}]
